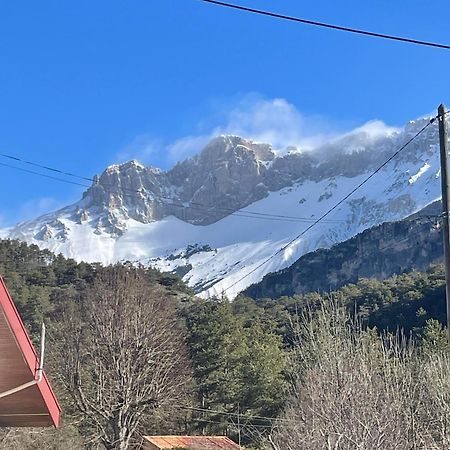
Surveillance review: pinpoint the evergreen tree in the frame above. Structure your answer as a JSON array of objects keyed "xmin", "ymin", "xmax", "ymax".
[
  {"xmin": 420, "ymin": 319, "xmax": 448, "ymax": 355},
  {"xmin": 240, "ymin": 322, "xmax": 288, "ymax": 420},
  {"xmin": 186, "ymin": 299, "xmax": 247, "ymax": 431}
]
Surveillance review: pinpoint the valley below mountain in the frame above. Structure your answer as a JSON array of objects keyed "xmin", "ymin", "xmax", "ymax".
[{"xmin": 0, "ymin": 117, "xmax": 445, "ymax": 298}]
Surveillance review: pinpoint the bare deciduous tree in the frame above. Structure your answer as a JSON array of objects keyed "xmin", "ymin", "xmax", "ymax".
[
  {"xmin": 272, "ymin": 301, "xmax": 450, "ymax": 450},
  {"xmin": 54, "ymin": 266, "xmax": 191, "ymax": 450},
  {"xmin": 0, "ymin": 424, "xmax": 84, "ymax": 450}
]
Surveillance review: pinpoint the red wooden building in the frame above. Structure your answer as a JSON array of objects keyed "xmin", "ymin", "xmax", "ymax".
[{"xmin": 0, "ymin": 277, "xmax": 60, "ymax": 427}]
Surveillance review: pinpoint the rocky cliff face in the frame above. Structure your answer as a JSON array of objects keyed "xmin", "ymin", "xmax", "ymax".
[
  {"xmin": 168, "ymin": 136, "xmax": 276, "ymax": 222},
  {"xmin": 78, "ymin": 136, "xmax": 279, "ymax": 231},
  {"xmin": 64, "ymin": 118, "xmax": 439, "ymax": 236}
]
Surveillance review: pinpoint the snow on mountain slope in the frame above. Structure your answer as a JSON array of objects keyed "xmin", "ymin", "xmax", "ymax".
[{"xmin": 1, "ymin": 118, "xmax": 444, "ymax": 298}]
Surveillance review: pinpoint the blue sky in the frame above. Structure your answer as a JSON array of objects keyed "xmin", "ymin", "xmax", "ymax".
[{"xmin": 1, "ymin": 0, "xmax": 449, "ymax": 225}]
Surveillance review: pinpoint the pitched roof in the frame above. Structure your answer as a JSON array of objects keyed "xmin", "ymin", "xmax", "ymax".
[
  {"xmin": 143, "ymin": 435, "xmax": 240, "ymax": 450},
  {"xmin": 0, "ymin": 276, "xmax": 61, "ymax": 427}
]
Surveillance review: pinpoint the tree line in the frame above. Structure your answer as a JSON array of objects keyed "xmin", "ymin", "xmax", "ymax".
[{"xmin": 0, "ymin": 239, "xmax": 449, "ymax": 449}]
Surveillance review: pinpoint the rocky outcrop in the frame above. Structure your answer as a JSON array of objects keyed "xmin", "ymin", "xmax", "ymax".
[
  {"xmin": 168, "ymin": 136, "xmax": 276, "ymax": 221},
  {"xmin": 77, "ymin": 136, "xmax": 281, "ymax": 229}
]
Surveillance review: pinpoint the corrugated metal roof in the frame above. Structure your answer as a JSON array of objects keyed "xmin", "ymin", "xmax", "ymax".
[{"xmin": 143, "ymin": 435, "xmax": 240, "ymax": 449}]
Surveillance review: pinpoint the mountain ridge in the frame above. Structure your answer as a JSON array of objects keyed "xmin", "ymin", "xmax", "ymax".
[{"xmin": 1, "ymin": 116, "xmax": 444, "ymax": 298}]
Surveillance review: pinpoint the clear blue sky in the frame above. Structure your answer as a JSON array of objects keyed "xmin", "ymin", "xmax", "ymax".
[{"xmin": 1, "ymin": 0, "xmax": 449, "ymax": 225}]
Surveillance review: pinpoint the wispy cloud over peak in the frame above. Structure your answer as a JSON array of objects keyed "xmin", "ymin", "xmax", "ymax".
[
  {"xmin": 116, "ymin": 134, "xmax": 164, "ymax": 166},
  {"xmin": 160, "ymin": 94, "xmax": 342, "ymax": 164},
  {"xmin": 117, "ymin": 93, "xmax": 403, "ymax": 168},
  {"xmin": 350, "ymin": 120, "xmax": 400, "ymax": 138}
]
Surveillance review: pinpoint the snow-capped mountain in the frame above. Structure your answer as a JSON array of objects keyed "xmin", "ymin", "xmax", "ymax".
[{"xmin": 1, "ymin": 117, "xmax": 443, "ymax": 298}]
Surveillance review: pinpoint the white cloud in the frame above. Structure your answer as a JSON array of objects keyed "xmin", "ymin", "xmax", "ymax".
[
  {"xmin": 166, "ymin": 135, "xmax": 212, "ymax": 164},
  {"xmin": 219, "ymin": 95, "xmax": 309, "ymax": 147},
  {"xmin": 164, "ymin": 94, "xmax": 342, "ymax": 164},
  {"xmin": 350, "ymin": 120, "xmax": 399, "ymax": 138},
  {"xmin": 116, "ymin": 134, "xmax": 164, "ymax": 164},
  {"xmin": 312, "ymin": 119, "xmax": 401, "ymax": 157},
  {"xmin": 120, "ymin": 93, "xmax": 401, "ymax": 167}
]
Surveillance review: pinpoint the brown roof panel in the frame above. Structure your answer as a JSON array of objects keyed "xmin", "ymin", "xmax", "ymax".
[{"xmin": 143, "ymin": 435, "xmax": 240, "ymax": 449}]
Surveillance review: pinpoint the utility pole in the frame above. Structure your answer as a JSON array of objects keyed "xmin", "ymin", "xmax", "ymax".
[{"xmin": 438, "ymin": 104, "xmax": 450, "ymax": 349}]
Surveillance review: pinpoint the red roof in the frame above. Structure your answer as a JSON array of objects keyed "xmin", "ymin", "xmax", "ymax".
[
  {"xmin": 0, "ymin": 276, "xmax": 61, "ymax": 427},
  {"xmin": 143, "ymin": 435, "xmax": 240, "ymax": 449}
]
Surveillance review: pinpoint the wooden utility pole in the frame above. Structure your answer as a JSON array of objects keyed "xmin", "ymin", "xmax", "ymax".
[{"xmin": 438, "ymin": 104, "xmax": 450, "ymax": 349}]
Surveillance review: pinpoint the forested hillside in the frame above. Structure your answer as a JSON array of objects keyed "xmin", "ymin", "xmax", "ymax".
[
  {"xmin": 241, "ymin": 264, "xmax": 447, "ymax": 336},
  {"xmin": 0, "ymin": 240, "xmax": 288, "ymax": 449},
  {"xmin": 0, "ymin": 238, "xmax": 449, "ymax": 449},
  {"xmin": 0, "ymin": 240, "xmax": 190, "ymax": 338},
  {"xmin": 245, "ymin": 215, "xmax": 443, "ymax": 299}
]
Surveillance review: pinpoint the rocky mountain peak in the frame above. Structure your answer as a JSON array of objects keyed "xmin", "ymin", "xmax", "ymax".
[
  {"xmin": 75, "ymin": 135, "xmax": 280, "ymax": 231},
  {"xmin": 105, "ymin": 159, "xmax": 145, "ymax": 173},
  {"xmin": 4, "ymin": 114, "xmax": 446, "ymax": 298},
  {"xmin": 191, "ymin": 135, "xmax": 275, "ymax": 164},
  {"xmin": 73, "ymin": 117, "xmax": 441, "ymax": 234}
]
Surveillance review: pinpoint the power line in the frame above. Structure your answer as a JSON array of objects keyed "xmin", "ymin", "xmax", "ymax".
[
  {"xmin": 0, "ymin": 158, "xmax": 343, "ymax": 224},
  {"xmin": 0, "ymin": 153, "xmax": 93, "ymax": 182},
  {"xmin": 179, "ymin": 405, "xmax": 289, "ymax": 423},
  {"xmin": 0, "ymin": 153, "xmax": 344, "ymax": 224},
  {"xmin": 0, "ymin": 162, "xmax": 89, "ymax": 189},
  {"xmin": 200, "ymin": 0, "xmax": 450, "ymax": 50},
  {"xmin": 220, "ymin": 117, "xmax": 438, "ymax": 294},
  {"xmin": 186, "ymin": 416, "xmax": 279, "ymax": 429}
]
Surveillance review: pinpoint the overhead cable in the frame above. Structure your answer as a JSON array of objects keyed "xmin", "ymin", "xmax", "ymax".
[
  {"xmin": 179, "ymin": 405, "xmax": 290, "ymax": 423},
  {"xmin": 220, "ymin": 116, "xmax": 438, "ymax": 294},
  {"xmin": 200, "ymin": 0, "xmax": 450, "ymax": 50},
  {"xmin": 0, "ymin": 153, "xmax": 344, "ymax": 224}
]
